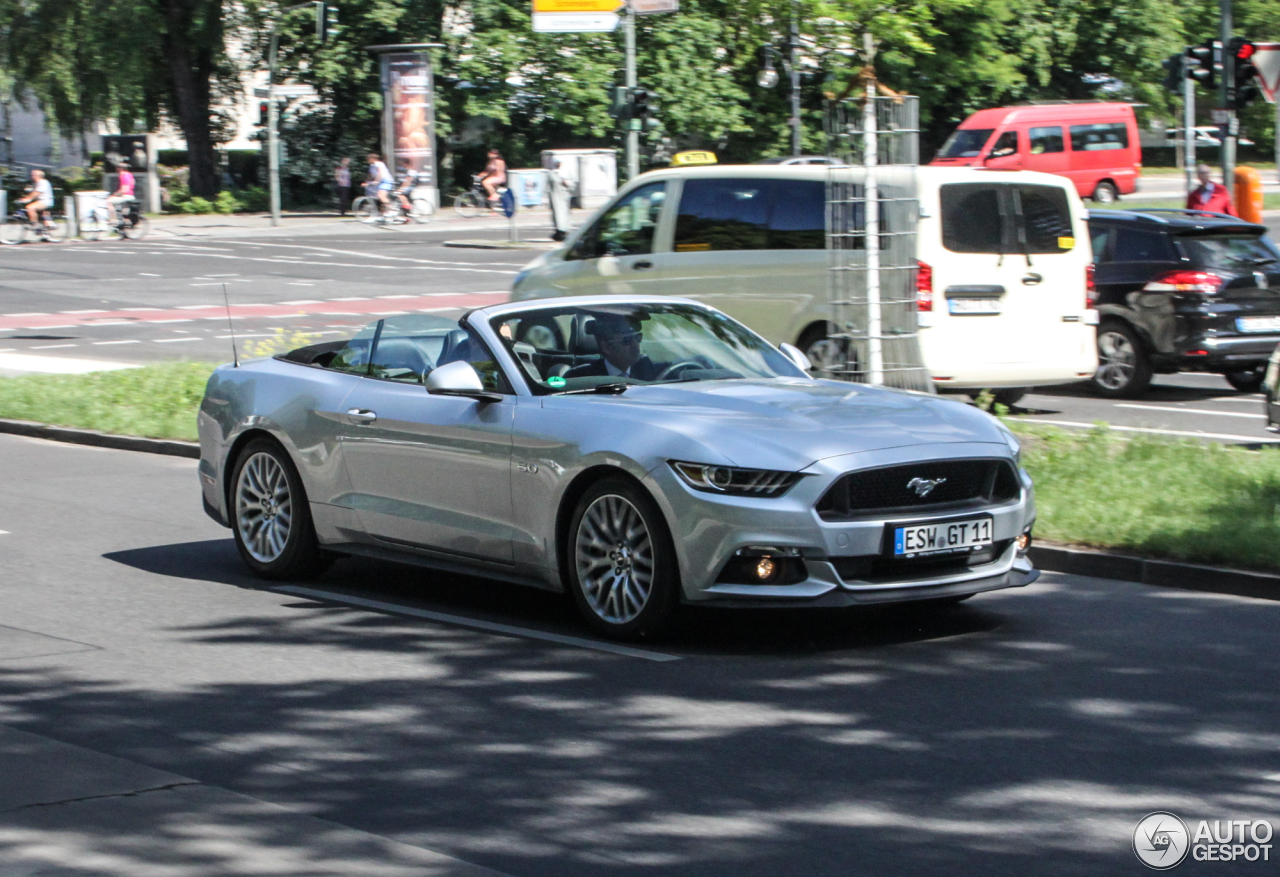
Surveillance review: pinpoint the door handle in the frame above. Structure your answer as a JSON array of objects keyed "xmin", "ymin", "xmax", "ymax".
[
  {"xmin": 632, "ymin": 260, "xmax": 653, "ymax": 270},
  {"xmin": 1022, "ymin": 273, "xmax": 1043, "ymax": 286},
  {"xmin": 346, "ymin": 408, "xmax": 377, "ymax": 424}
]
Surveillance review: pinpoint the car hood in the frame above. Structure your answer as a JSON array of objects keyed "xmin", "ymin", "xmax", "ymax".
[{"xmin": 542, "ymin": 377, "xmax": 1009, "ymax": 470}]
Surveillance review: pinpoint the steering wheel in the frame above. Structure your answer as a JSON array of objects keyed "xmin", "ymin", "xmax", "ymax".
[{"xmin": 654, "ymin": 361, "xmax": 703, "ymax": 382}]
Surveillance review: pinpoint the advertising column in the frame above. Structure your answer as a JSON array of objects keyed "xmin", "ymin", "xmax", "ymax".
[{"xmin": 381, "ymin": 52, "xmax": 437, "ymax": 207}]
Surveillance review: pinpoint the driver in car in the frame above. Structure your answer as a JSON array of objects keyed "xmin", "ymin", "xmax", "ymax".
[{"xmin": 566, "ymin": 314, "xmax": 668, "ymax": 381}]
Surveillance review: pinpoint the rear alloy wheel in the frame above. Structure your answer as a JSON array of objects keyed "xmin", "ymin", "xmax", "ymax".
[
  {"xmin": 1092, "ymin": 180, "xmax": 1119, "ymax": 204},
  {"xmin": 1224, "ymin": 366, "xmax": 1266, "ymax": 394},
  {"xmin": 1093, "ymin": 322, "xmax": 1153, "ymax": 398},
  {"xmin": 230, "ymin": 439, "xmax": 327, "ymax": 580},
  {"xmin": 797, "ymin": 325, "xmax": 852, "ymax": 377},
  {"xmin": 567, "ymin": 477, "xmax": 678, "ymax": 640}
]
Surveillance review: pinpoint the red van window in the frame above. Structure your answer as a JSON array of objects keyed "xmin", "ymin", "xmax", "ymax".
[
  {"xmin": 1069, "ymin": 123, "xmax": 1129, "ymax": 151},
  {"xmin": 1029, "ymin": 126, "xmax": 1064, "ymax": 154},
  {"xmin": 989, "ymin": 131, "xmax": 1018, "ymax": 158},
  {"xmin": 937, "ymin": 128, "xmax": 994, "ymax": 159}
]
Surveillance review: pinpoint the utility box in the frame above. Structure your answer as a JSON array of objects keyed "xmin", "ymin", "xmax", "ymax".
[{"xmin": 541, "ymin": 149, "xmax": 617, "ymax": 208}]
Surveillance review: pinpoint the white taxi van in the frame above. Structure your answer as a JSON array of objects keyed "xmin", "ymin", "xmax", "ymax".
[{"xmin": 510, "ymin": 164, "xmax": 1098, "ymax": 401}]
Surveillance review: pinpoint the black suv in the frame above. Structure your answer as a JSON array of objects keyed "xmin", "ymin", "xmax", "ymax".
[{"xmin": 1088, "ymin": 208, "xmax": 1280, "ymax": 396}]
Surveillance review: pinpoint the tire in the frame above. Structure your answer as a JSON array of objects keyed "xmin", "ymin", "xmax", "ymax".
[
  {"xmin": 409, "ymin": 197, "xmax": 434, "ymax": 224},
  {"xmin": 80, "ymin": 212, "xmax": 107, "ymax": 241},
  {"xmin": 40, "ymin": 217, "xmax": 67, "ymax": 242},
  {"xmin": 0, "ymin": 221, "xmax": 28, "ymax": 245},
  {"xmin": 122, "ymin": 215, "xmax": 149, "ymax": 240},
  {"xmin": 566, "ymin": 476, "xmax": 679, "ymax": 640},
  {"xmin": 454, "ymin": 191, "xmax": 483, "ymax": 219},
  {"xmin": 355, "ymin": 198, "xmax": 380, "ymax": 222},
  {"xmin": 991, "ymin": 388, "xmax": 1028, "ymax": 408},
  {"xmin": 229, "ymin": 439, "xmax": 327, "ymax": 580},
  {"xmin": 1224, "ymin": 366, "xmax": 1266, "ymax": 393},
  {"xmin": 1092, "ymin": 180, "xmax": 1119, "ymax": 204},
  {"xmin": 1093, "ymin": 321, "xmax": 1153, "ymax": 398},
  {"xmin": 796, "ymin": 324, "xmax": 844, "ymax": 375},
  {"xmin": 349, "ymin": 195, "xmax": 369, "ymax": 217}
]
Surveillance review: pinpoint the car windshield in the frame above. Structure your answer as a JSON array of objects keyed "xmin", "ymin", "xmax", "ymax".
[
  {"xmin": 937, "ymin": 128, "xmax": 994, "ymax": 159},
  {"xmin": 490, "ymin": 303, "xmax": 802, "ymax": 395},
  {"xmin": 1177, "ymin": 234, "xmax": 1280, "ymax": 270}
]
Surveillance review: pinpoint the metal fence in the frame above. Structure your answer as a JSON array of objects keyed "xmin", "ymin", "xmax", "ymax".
[{"xmin": 823, "ymin": 94, "xmax": 932, "ymax": 392}]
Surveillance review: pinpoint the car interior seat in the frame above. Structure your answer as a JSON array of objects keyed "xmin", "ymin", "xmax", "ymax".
[{"xmin": 371, "ymin": 337, "xmax": 434, "ymax": 381}]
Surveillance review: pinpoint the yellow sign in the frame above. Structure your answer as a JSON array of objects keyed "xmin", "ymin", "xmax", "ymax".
[
  {"xmin": 671, "ymin": 150, "xmax": 717, "ymax": 167},
  {"xmin": 1058, "ymin": 236, "xmax": 1075, "ymax": 250},
  {"xmin": 533, "ymin": 0, "xmax": 622, "ymax": 11}
]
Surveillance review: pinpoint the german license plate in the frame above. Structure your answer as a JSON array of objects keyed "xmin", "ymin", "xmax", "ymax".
[
  {"xmin": 948, "ymin": 298, "xmax": 1001, "ymax": 315},
  {"xmin": 893, "ymin": 516, "xmax": 994, "ymax": 557},
  {"xmin": 1237, "ymin": 316, "xmax": 1280, "ymax": 333}
]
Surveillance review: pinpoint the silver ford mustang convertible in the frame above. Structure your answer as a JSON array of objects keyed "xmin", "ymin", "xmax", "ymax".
[{"xmin": 198, "ymin": 296, "xmax": 1038, "ymax": 639}]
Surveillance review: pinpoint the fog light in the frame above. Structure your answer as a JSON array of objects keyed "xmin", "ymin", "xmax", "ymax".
[
  {"xmin": 755, "ymin": 556, "xmax": 776, "ymax": 581},
  {"xmin": 1016, "ymin": 531, "xmax": 1032, "ymax": 552}
]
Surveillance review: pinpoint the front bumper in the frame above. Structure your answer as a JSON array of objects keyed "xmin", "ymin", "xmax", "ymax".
[{"xmin": 650, "ymin": 442, "xmax": 1037, "ymax": 607}]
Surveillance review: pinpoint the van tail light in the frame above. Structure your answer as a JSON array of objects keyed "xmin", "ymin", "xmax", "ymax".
[
  {"xmin": 1085, "ymin": 263, "xmax": 1097, "ymax": 308},
  {"xmin": 1143, "ymin": 270, "xmax": 1225, "ymax": 295},
  {"xmin": 917, "ymin": 261, "xmax": 933, "ymax": 311}
]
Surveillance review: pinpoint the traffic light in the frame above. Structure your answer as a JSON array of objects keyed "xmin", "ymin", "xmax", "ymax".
[
  {"xmin": 1162, "ymin": 52, "xmax": 1185, "ymax": 93},
  {"xmin": 607, "ymin": 84, "xmax": 631, "ymax": 120},
  {"xmin": 315, "ymin": 1, "xmax": 339, "ymax": 41},
  {"xmin": 1186, "ymin": 40, "xmax": 1218, "ymax": 90},
  {"xmin": 631, "ymin": 87, "xmax": 659, "ymax": 131},
  {"xmin": 1229, "ymin": 37, "xmax": 1261, "ymax": 110}
]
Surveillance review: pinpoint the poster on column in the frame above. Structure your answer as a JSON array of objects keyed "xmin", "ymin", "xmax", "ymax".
[{"xmin": 383, "ymin": 53, "xmax": 436, "ymax": 186}]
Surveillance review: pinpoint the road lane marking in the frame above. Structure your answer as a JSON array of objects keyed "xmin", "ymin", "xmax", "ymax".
[
  {"xmin": 139, "ymin": 273, "xmax": 160, "ymax": 276},
  {"xmin": 30, "ymin": 343, "xmax": 76, "ymax": 349},
  {"xmin": 154, "ymin": 337, "xmax": 201, "ymax": 343},
  {"xmin": 1013, "ymin": 418, "xmax": 1277, "ymax": 442},
  {"xmin": 93, "ymin": 340, "xmax": 140, "ymax": 345},
  {"xmin": 168, "ymin": 239, "xmax": 528, "ymax": 268},
  {"xmin": 272, "ymin": 585, "xmax": 682, "ymax": 662},
  {"xmin": 1114, "ymin": 403, "xmax": 1262, "ymax": 419}
]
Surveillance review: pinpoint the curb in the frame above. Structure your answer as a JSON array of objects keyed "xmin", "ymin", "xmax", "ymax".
[
  {"xmin": 1029, "ymin": 543, "xmax": 1280, "ymax": 601},
  {"xmin": 0, "ymin": 418, "xmax": 199, "ymax": 459}
]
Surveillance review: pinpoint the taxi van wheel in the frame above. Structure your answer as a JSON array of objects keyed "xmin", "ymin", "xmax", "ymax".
[
  {"xmin": 229, "ymin": 438, "xmax": 328, "ymax": 580},
  {"xmin": 566, "ymin": 477, "xmax": 679, "ymax": 641},
  {"xmin": 1092, "ymin": 181, "xmax": 1119, "ymax": 204},
  {"xmin": 1224, "ymin": 367, "xmax": 1266, "ymax": 394}
]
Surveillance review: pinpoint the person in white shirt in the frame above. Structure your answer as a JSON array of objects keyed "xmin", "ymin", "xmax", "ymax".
[
  {"xmin": 366, "ymin": 153, "xmax": 394, "ymax": 217},
  {"xmin": 18, "ymin": 169, "xmax": 55, "ymax": 227}
]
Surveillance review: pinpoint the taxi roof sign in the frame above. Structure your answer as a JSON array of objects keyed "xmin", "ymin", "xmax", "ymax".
[{"xmin": 671, "ymin": 150, "xmax": 717, "ymax": 167}]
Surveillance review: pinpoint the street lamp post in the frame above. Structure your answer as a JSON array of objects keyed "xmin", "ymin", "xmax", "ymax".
[{"xmin": 758, "ymin": 0, "xmax": 803, "ymax": 157}]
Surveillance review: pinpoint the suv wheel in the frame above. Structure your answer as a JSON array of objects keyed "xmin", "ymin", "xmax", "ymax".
[
  {"xmin": 1092, "ymin": 181, "xmax": 1119, "ymax": 204},
  {"xmin": 1093, "ymin": 321, "xmax": 1153, "ymax": 398},
  {"xmin": 1224, "ymin": 366, "xmax": 1266, "ymax": 394}
]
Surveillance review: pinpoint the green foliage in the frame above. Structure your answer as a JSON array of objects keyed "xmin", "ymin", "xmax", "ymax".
[
  {"xmin": 1015, "ymin": 423, "xmax": 1280, "ymax": 571},
  {"xmin": 180, "ymin": 196, "xmax": 216, "ymax": 214},
  {"xmin": 0, "ymin": 363, "xmax": 217, "ymax": 442},
  {"xmin": 214, "ymin": 191, "xmax": 239, "ymax": 214}
]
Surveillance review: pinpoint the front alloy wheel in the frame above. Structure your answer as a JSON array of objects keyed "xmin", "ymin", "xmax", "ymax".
[
  {"xmin": 230, "ymin": 439, "xmax": 327, "ymax": 579},
  {"xmin": 568, "ymin": 478, "xmax": 677, "ymax": 639},
  {"xmin": 1093, "ymin": 322, "xmax": 1152, "ymax": 398}
]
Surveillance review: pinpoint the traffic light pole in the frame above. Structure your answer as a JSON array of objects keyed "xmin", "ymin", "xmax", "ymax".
[
  {"xmin": 624, "ymin": 7, "xmax": 638, "ymax": 180},
  {"xmin": 1221, "ymin": 0, "xmax": 1236, "ymax": 197},
  {"xmin": 1184, "ymin": 62, "xmax": 1196, "ymax": 194}
]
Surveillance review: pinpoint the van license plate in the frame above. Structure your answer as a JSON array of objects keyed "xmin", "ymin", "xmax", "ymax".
[
  {"xmin": 949, "ymin": 298, "xmax": 1002, "ymax": 315},
  {"xmin": 893, "ymin": 516, "xmax": 994, "ymax": 558},
  {"xmin": 1237, "ymin": 316, "xmax": 1280, "ymax": 333}
]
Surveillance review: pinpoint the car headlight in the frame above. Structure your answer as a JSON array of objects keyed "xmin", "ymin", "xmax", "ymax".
[{"xmin": 669, "ymin": 461, "xmax": 802, "ymax": 497}]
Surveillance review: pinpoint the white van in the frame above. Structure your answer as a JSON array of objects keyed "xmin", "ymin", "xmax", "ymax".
[{"xmin": 510, "ymin": 165, "xmax": 1098, "ymax": 400}]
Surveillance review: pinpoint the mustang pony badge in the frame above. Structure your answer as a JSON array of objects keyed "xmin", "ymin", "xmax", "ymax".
[{"xmin": 906, "ymin": 476, "xmax": 946, "ymax": 498}]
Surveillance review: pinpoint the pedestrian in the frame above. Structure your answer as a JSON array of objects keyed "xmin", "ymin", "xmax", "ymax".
[
  {"xmin": 334, "ymin": 157, "xmax": 352, "ymax": 216},
  {"xmin": 1186, "ymin": 163, "xmax": 1237, "ymax": 217}
]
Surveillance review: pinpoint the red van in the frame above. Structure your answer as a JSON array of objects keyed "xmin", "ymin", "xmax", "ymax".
[{"xmin": 929, "ymin": 103, "xmax": 1141, "ymax": 204}]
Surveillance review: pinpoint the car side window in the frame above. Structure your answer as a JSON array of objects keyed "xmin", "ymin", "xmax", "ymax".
[
  {"xmin": 436, "ymin": 328, "xmax": 512, "ymax": 394},
  {"xmin": 1070, "ymin": 123, "xmax": 1129, "ymax": 151},
  {"xmin": 568, "ymin": 182, "xmax": 666, "ymax": 260},
  {"xmin": 674, "ymin": 178, "xmax": 769, "ymax": 251},
  {"xmin": 1112, "ymin": 228, "xmax": 1175, "ymax": 262},
  {"xmin": 1014, "ymin": 185, "xmax": 1073, "ymax": 253},
  {"xmin": 326, "ymin": 322, "xmax": 379, "ymax": 374},
  {"xmin": 766, "ymin": 180, "xmax": 825, "ymax": 249},
  {"xmin": 1090, "ymin": 225, "xmax": 1111, "ymax": 261},
  {"xmin": 940, "ymin": 183, "xmax": 1005, "ymax": 253},
  {"xmin": 988, "ymin": 130, "xmax": 1018, "ymax": 158},
  {"xmin": 1028, "ymin": 126, "xmax": 1063, "ymax": 154}
]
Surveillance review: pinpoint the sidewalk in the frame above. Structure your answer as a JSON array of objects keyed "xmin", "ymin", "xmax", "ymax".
[{"xmin": 141, "ymin": 207, "xmax": 567, "ymax": 241}]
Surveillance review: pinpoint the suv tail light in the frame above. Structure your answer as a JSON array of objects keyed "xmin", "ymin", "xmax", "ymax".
[
  {"xmin": 917, "ymin": 260, "xmax": 933, "ymax": 311},
  {"xmin": 1143, "ymin": 270, "xmax": 1225, "ymax": 295},
  {"xmin": 1086, "ymin": 263, "xmax": 1097, "ymax": 308}
]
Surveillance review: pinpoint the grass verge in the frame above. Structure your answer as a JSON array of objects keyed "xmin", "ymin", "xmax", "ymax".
[
  {"xmin": 0, "ymin": 362, "xmax": 215, "ymax": 442},
  {"xmin": 2, "ymin": 364, "xmax": 1279, "ymax": 572}
]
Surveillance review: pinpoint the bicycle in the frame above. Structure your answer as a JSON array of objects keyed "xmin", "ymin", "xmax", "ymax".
[
  {"xmin": 0, "ymin": 208, "xmax": 68, "ymax": 244},
  {"xmin": 79, "ymin": 198, "xmax": 149, "ymax": 241},
  {"xmin": 356, "ymin": 193, "xmax": 433, "ymax": 225},
  {"xmin": 454, "ymin": 175, "xmax": 508, "ymax": 219}
]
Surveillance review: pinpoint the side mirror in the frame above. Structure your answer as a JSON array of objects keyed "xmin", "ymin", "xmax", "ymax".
[
  {"xmin": 425, "ymin": 360, "xmax": 502, "ymax": 403},
  {"xmin": 778, "ymin": 342, "xmax": 813, "ymax": 373}
]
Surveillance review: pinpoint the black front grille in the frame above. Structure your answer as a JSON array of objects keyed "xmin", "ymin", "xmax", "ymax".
[{"xmin": 816, "ymin": 458, "xmax": 1020, "ymax": 520}]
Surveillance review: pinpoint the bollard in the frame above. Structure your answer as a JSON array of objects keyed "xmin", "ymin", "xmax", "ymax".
[{"xmin": 1235, "ymin": 165, "xmax": 1264, "ymax": 224}]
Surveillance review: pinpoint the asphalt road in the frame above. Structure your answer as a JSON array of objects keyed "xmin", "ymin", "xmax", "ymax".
[
  {"xmin": 1, "ymin": 432, "xmax": 1279, "ymax": 876},
  {"xmin": 2, "ymin": 223, "xmax": 1280, "ymax": 443}
]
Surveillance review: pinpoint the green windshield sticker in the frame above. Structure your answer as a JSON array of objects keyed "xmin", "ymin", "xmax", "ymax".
[{"xmin": 546, "ymin": 375, "xmax": 567, "ymax": 388}]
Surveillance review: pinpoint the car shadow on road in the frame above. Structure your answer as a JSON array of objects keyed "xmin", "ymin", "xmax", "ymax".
[
  {"xmin": 103, "ymin": 539, "xmax": 1005, "ymax": 658},
  {"xmin": 1031, "ymin": 382, "xmax": 1249, "ymax": 404}
]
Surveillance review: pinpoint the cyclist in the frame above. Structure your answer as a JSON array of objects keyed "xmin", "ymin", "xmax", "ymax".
[
  {"xmin": 17, "ymin": 169, "xmax": 55, "ymax": 230},
  {"xmin": 479, "ymin": 149, "xmax": 507, "ymax": 209},
  {"xmin": 395, "ymin": 165, "xmax": 421, "ymax": 214},
  {"xmin": 365, "ymin": 153, "xmax": 394, "ymax": 218},
  {"xmin": 106, "ymin": 163, "xmax": 137, "ymax": 224}
]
